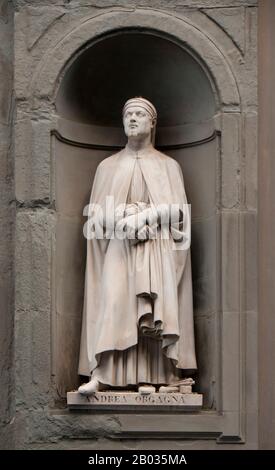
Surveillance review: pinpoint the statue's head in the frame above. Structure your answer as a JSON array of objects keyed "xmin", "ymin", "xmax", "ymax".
[{"xmin": 122, "ymin": 97, "xmax": 157, "ymax": 143}]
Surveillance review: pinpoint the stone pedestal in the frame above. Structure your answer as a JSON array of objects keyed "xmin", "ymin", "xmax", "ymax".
[{"xmin": 67, "ymin": 391, "xmax": 203, "ymax": 411}]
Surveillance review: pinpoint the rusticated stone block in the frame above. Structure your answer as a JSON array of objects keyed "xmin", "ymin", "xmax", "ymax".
[{"xmin": 15, "ymin": 210, "xmax": 56, "ymax": 312}]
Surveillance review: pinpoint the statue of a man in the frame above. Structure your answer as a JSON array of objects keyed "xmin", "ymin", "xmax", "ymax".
[{"xmin": 78, "ymin": 97, "xmax": 197, "ymax": 395}]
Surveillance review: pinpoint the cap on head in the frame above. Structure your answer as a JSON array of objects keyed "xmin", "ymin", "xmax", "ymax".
[{"xmin": 123, "ymin": 97, "xmax": 157, "ymax": 122}]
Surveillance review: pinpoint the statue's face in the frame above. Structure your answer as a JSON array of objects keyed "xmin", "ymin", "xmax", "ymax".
[{"xmin": 123, "ymin": 106, "xmax": 154, "ymax": 138}]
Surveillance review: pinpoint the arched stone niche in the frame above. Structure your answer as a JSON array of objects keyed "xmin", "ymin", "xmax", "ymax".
[
  {"xmin": 22, "ymin": 8, "xmax": 248, "ymax": 442},
  {"xmin": 53, "ymin": 29, "xmax": 218, "ymax": 408}
]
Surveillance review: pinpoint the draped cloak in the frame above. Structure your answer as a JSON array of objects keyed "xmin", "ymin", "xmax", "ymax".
[{"xmin": 78, "ymin": 144, "xmax": 197, "ymax": 384}]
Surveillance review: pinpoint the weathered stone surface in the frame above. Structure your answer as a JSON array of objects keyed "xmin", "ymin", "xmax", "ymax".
[
  {"xmin": 0, "ymin": 0, "xmax": 15, "ymax": 450},
  {"xmin": 10, "ymin": 1, "xmax": 247, "ymax": 113},
  {"xmin": 0, "ymin": 54, "xmax": 13, "ymax": 125},
  {"xmin": 241, "ymin": 7, "xmax": 257, "ymax": 107},
  {"xmin": 14, "ymin": 115, "xmax": 32, "ymax": 202},
  {"xmin": 221, "ymin": 113, "xmax": 241, "ymax": 209},
  {"xmin": 30, "ymin": 119, "xmax": 52, "ymax": 202},
  {"xmin": 13, "ymin": 1, "xmax": 258, "ymax": 8},
  {"xmin": 183, "ymin": 8, "xmax": 243, "ymax": 69},
  {"xmin": 15, "ymin": 407, "xmax": 228, "ymax": 449},
  {"xmin": 13, "ymin": 408, "xmax": 122, "ymax": 448},
  {"xmin": 202, "ymin": 7, "xmax": 245, "ymax": 54},
  {"xmin": 15, "ymin": 210, "xmax": 55, "ymax": 410},
  {"xmin": 15, "ymin": 210, "xmax": 55, "ymax": 312},
  {"xmin": 13, "ymin": 407, "xmax": 258, "ymax": 449},
  {"xmin": 14, "ymin": 113, "xmax": 54, "ymax": 203},
  {"xmin": 221, "ymin": 211, "xmax": 240, "ymax": 312},
  {"xmin": 181, "ymin": 7, "xmax": 257, "ymax": 110},
  {"xmin": 222, "ymin": 313, "xmax": 240, "ymax": 412},
  {"xmin": 14, "ymin": 309, "xmax": 51, "ymax": 409},
  {"xmin": 14, "ymin": 11, "xmax": 31, "ymax": 100},
  {"xmin": 25, "ymin": 6, "xmax": 66, "ymax": 51}
]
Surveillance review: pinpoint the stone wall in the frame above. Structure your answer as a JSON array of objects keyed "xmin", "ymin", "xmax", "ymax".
[
  {"xmin": 258, "ymin": 0, "xmax": 275, "ymax": 451},
  {"xmin": 0, "ymin": 0, "xmax": 15, "ymax": 450},
  {"xmin": 1, "ymin": 0, "xmax": 259, "ymax": 450}
]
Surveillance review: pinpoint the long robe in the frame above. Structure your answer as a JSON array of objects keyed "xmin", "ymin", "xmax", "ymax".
[{"xmin": 78, "ymin": 143, "xmax": 197, "ymax": 385}]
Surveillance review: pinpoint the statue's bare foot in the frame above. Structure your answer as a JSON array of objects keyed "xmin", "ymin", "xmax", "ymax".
[{"xmin": 78, "ymin": 378, "xmax": 100, "ymax": 396}]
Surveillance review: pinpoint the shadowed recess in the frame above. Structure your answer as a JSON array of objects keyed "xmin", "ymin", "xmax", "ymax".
[{"xmin": 56, "ymin": 31, "xmax": 216, "ymax": 127}]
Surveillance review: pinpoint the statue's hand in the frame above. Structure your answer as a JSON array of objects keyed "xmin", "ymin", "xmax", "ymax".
[
  {"xmin": 126, "ymin": 213, "xmax": 147, "ymax": 239},
  {"xmin": 136, "ymin": 223, "xmax": 158, "ymax": 242},
  {"xmin": 124, "ymin": 202, "xmax": 148, "ymax": 217},
  {"xmin": 136, "ymin": 225, "xmax": 149, "ymax": 241},
  {"xmin": 116, "ymin": 212, "xmax": 147, "ymax": 240},
  {"xmin": 143, "ymin": 206, "xmax": 159, "ymax": 227}
]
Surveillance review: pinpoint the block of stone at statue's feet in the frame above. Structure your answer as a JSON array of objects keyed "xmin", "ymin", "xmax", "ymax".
[
  {"xmin": 138, "ymin": 385, "xmax": 156, "ymax": 394},
  {"xmin": 179, "ymin": 385, "xmax": 192, "ymax": 394},
  {"xmin": 158, "ymin": 385, "xmax": 180, "ymax": 393}
]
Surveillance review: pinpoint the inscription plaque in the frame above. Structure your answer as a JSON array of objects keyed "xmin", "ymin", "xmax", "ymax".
[{"xmin": 67, "ymin": 391, "xmax": 203, "ymax": 411}]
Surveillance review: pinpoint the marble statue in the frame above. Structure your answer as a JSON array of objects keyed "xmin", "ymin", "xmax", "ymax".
[{"xmin": 78, "ymin": 97, "xmax": 197, "ymax": 396}]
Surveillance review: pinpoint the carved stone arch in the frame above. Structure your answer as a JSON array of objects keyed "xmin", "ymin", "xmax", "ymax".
[{"xmin": 29, "ymin": 8, "xmax": 240, "ymax": 109}]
